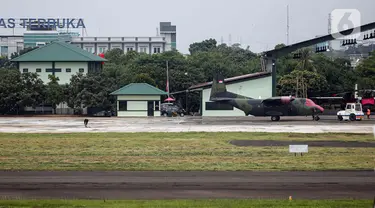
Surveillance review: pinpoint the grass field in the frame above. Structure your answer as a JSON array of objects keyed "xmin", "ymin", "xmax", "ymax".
[
  {"xmin": 0, "ymin": 132, "xmax": 374, "ymax": 171},
  {"xmin": 0, "ymin": 199, "xmax": 371, "ymax": 208}
]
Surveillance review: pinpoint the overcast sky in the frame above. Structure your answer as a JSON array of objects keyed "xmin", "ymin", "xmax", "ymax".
[{"xmin": 1, "ymin": 0, "xmax": 374, "ymax": 54}]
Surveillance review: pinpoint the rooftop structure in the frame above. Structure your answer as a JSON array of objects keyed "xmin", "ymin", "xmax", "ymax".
[
  {"xmin": 70, "ymin": 22, "xmax": 176, "ymax": 55},
  {"xmin": 11, "ymin": 41, "xmax": 106, "ymax": 84}
]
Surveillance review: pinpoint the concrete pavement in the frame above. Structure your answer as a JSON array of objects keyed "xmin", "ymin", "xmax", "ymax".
[{"xmin": 0, "ymin": 116, "xmax": 374, "ymax": 133}]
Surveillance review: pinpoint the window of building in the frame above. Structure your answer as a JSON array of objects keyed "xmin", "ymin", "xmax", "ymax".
[
  {"xmin": 17, "ymin": 46, "xmax": 23, "ymax": 53},
  {"xmin": 66, "ymin": 68, "xmax": 71, "ymax": 72},
  {"xmin": 85, "ymin": 47, "xmax": 93, "ymax": 53},
  {"xmin": 23, "ymin": 68, "xmax": 28, "ymax": 73},
  {"xmin": 126, "ymin": 47, "xmax": 134, "ymax": 52},
  {"xmin": 99, "ymin": 47, "xmax": 106, "ymax": 53},
  {"xmin": 36, "ymin": 42, "xmax": 46, "ymax": 47},
  {"xmin": 119, "ymin": 101, "xmax": 127, "ymax": 111},
  {"xmin": 0, "ymin": 46, "xmax": 8, "ymax": 54},
  {"xmin": 153, "ymin": 47, "xmax": 161, "ymax": 53},
  {"xmin": 205, "ymin": 102, "xmax": 234, "ymax": 111},
  {"xmin": 79, "ymin": 68, "xmax": 84, "ymax": 73},
  {"xmin": 140, "ymin": 47, "xmax": 148, "ymax": 53},
  {"xmin": 36, "ymin": 68, "xmax": 41, "ymax": 73}
]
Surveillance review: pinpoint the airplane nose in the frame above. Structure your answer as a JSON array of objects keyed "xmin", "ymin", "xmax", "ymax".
[{"xmin": 315, "ymin": 105, "xmax": 324, "ymax": 113}]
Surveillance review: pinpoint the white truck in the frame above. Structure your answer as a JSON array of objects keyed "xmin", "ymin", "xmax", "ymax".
[{"xmin": 337, "ymin": 103, "xmax": 364, "ymax": 121}]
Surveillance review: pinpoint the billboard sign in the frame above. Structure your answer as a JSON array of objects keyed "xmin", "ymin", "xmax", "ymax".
[
  {"xmin": 289, "ymin": 145, "xmax": 308, "ymax": 153},
  {"xmin": 0, "ymin": 18, "xmax": 86, "ymax": 28}
]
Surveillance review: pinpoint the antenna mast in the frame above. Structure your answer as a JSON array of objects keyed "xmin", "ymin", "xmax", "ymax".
[
  {"xmin": 328, "ymin": 13, "xmax": 332, "ymax": 34},
  {"xmin": 287, "ymin": 5, "xmax": 290, "ymax": 45}
]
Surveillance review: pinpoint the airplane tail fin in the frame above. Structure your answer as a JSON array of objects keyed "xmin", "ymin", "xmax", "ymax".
[
  {"xmin": 210, "ymin": 72, "xmax": 253, "ymax": 101},
  {"xmin": 210, "ymin": 73, "xmax": 227, "ymax": 100}
]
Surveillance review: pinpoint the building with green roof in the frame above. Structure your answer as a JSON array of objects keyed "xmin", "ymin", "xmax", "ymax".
[
  {"xmin": 11, "ymin": 41, "xmax": 107, "ymax": 84},
  {"xmin": 110, "ymin": 83, "xmax": 168, "ymax": 117}
]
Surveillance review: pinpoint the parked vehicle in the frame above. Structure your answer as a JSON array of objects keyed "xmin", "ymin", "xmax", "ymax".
[
  {"xmin": 160, "ymin": 103, "xmax": 186, "ymax": 117},
  {"xmin": 337, "ymin": 103, "xmax": 364, "ymax": 121}
]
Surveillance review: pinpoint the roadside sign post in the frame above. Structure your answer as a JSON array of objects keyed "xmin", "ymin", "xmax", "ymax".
[{"xmin": 289, "ymin": 145, "xmax": 308, "ymax": 156}]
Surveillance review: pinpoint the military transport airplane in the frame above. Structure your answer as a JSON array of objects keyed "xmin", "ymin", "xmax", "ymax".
[{"xmin": 209, "ymin": 74, "xmax": 324, "ymax": 121}]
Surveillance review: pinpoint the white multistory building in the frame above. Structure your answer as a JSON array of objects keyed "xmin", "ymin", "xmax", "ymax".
[{"xmin": 0, "ymin": 22, "xmax": 176, "ymax": 57}]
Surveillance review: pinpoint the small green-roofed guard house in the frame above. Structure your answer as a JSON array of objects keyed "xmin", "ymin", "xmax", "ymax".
[
  {"xmin": 11, "ymin": 41, "xmax": 107, "ymax": 84},
  {"xmin": 111, "ymin": 83, "xmax": 168, "ymax": 117}
]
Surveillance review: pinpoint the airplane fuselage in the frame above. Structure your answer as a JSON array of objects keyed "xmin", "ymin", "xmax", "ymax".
[{"xmin": 225, "ymin": 98, "xmax": 316, "ymax": 117}]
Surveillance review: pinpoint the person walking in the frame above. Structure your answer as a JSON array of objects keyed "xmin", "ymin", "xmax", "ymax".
[
  {"xmin": 367, "ymin": 108, "xmax": 371, "ymax": 119},
  {"xmin": 84, "ymin": 119, "xmax": 89, "ymax": 127}
]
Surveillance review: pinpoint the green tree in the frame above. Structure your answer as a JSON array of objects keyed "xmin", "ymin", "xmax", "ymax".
[
  {"xmin": 295, "ymin": 48, "xmax": 316, "ymax": 72},
  {"xmin": 67, "ymin": 72, "xmax": 117, "ymax": 112},
  {"xmin": 278, "ymin": 70, "xmax": 329, "ymax": 97},
  {"xmin": 0, "ymin": 68, "xmax": 23, "ymax": 114},
  {"xmin": 132, "ymin": 73, "xmax": 156, "ymax": 86},
  {"xmin": 10, "ymin": 47, "xmax": 38, "ymax": 59},
  {"xmin": 273, "ymin": 43, "xmax": 298, "ymax": 78},
  {"xmin": 312, "ymin": 54, "xmax": 356, "ymax": 94},
  {"xmin": 104, "ymin": 48, "xmax": 125, "ymax": 65},
  {"xmin": 274, "ymin": 43, "xmax": 286, "ymax": 50},
  {"xmin": 189, "ymin": 38, "xmax": 217, "ymax": 55},
  {"xmin": 0, "ymin": 69, "xmax": 46, "ymax": 114},
  {"xmin": 65, "ymin": 73, "xmax": 85, "ymax": 111},
  {"xmin": 19, "ymin": 72, "xmax": 46, "ymax": 110},
  {"xmin": 356, "ymin": 51, "xmax": 375, "ymax": 89},
  {"xmin": 0, "ymin": 56, "xmax": 12, "ymax": 69},
  {"xmin": 46, "ymin": 74, "xmax": 64, "ymax": 114}
]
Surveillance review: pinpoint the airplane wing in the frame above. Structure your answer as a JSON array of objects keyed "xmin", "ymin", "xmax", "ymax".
[
  {"xmin": 261, "ymin": 96, "xmax": 295, "ymax": 106},
  {"xmin": 210, "ymin": 97, "xmax": 234, "ymax": 102}
]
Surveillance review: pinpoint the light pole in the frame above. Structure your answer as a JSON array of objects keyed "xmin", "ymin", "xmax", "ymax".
[
  {"xmin": 185, "ymin": 72, "xmax": 188, "ymax": 112},
  {"xmin": 166, "ymin": 60, "xmax": 170, "ymax": 98}
]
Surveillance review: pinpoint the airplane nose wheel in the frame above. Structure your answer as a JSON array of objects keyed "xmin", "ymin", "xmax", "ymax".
[
  {"xmin": 312, "ymin": 115, "xmax": 320, "ymax": 121},
  {"xmin": 312, "ymin": 109, "xmax": 320, "ymax": 121},
  {"xmin": 271, "ymin": 116, "xmax": 280, "ymax": 121}
]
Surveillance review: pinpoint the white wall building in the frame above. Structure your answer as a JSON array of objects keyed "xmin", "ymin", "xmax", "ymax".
[
  {"xmin": 71, "ymin": 22, "xmax": 176, "ymax": 55},
  {"xmin": 0, "ymin": 22, "xmax": 176, "ymax": 57},
  {"xmin": 110, "ymin": 83, "xmax": 168, "ymax": 117},
  {"xmin": 188, "ymin": 72, "xmax": 272, "ymax": 116},
  {"xmin": 11, "ymin": 41, "xmax": 106, "ymax": 84},
  {"xmin": 0, "ymin": 35, "xmax": 24, "ymax": 57}
]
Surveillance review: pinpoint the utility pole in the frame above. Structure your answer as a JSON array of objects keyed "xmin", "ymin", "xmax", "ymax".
[
  {"xmin": 296, "ymin": 75, "xmax": 299, "ymax": 97},
  {"xmin": 328, "ymin": 13, "xmax": 332, "ymax": 50},
  {"xmin": 302, "ymin": 77, "xmax": 305, "ymax": 98},
  {"xmin": 166, "ymin": 60, "xmax": 170, "ymax": 98}
]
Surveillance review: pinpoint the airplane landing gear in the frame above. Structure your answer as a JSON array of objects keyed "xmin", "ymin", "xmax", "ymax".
[
  {"xmin": 312, "ymin": 109, "xmax": 320, "ymax": 121},
  {"xmin": 312, "ymin": 115, "xmax": 320, "ymax": 121},
  {"xmin": 271, "ymin": 116, "xmax": 280, "ymax": 121}
]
